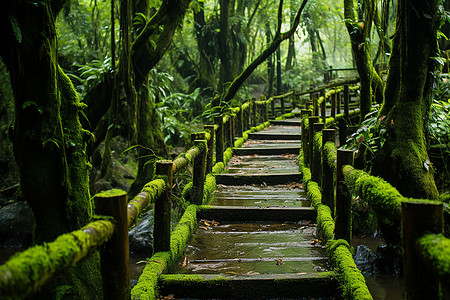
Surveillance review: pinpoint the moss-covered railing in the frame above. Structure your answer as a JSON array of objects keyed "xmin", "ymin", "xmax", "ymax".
[
  {"xmin": 301, "ymin": 108, "xmax": 450, "ymax": 300},
  {"xmin": 0, "ymin": 129, "xmax": 212, "ymax": 299},
  {"xmin": 0, "ymin": 80, "xmax": 363, "ymax": 299},
  {"xmin": 131, "ymin": 109, "xmax": 299, "ymax": 300}
]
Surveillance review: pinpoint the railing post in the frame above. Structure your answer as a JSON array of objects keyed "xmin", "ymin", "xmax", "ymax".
[
  {"xmin": 335, "ymin": 149, "xmax": 353, "ymax": 243},
  {"xmin": 308, "ymin": 116, "xmax": 320, "ymax": 167},
  {"xmin": 402, "ymin": 201, "xmax": 443, "ymax": 300},
  {"xmin": 225, "ymin": 115, "xmax": 231, "ymax": 148},
  {"xmin": 337, "ymin": 91, "xmax": 341, "ymax": 114},
  {"xmin": 230, "ymin": 114, "xmax": 235, "ymax": 146},
  {"xmin": 261, "ymin": 97, "xmax": 268, "ymax": 121},
  {"xmin": 244, "ymin": 102, "xmax": 250, "ymax": 131},
  {"xmin": 270, "ymin": 98, "xmax": 275, "ymax": 118},
  {"xmin": 214, "ymin": 116, "xmax": 223, "ymax": 163},
  {"xmin": 251, "ymin": 98, "xmax": 257, "ymax": 127},
  {"xmin": 281, "ymin": 95, "xmax": 285, "ymax": 115},
  {"xmin": 331, "ymin": 92, "xmax": 336, "ymax": 120},
  {"xmin": 237, "ymin": 106, "xmax": 243, "ymax": 138},
  {"xmin": 95, "ymin": 190, "xmax": 130, "ymax": 300},
  {"xmin": 320, "ymin": 89, "xmax": 326, "ymax": 123},
  {"xmin": 311, "ymin": 123, "xmax": 324, "ymax": 184},
  {"xmin": 344, "ymin": 84, "xmax": 350, "ymax": 118},
  {"xmin": 191, "ymin": 133, "xmax": 207, "ymax": 205},
  {"xmin": 321, "ymin": 129, "xmax": 336, "ymax": 217},
  {"xmin": 301, "ymin": 109, "xmax": 312, "ymax": 165},
  {"xmin": 204, "ymin": 125, "xmax": 215, "ymax": 174},
  {"xmin": 312, "ymin": 94, "xmax": 318, "ymax": 116},
  {"xmin": 154, "ymin": 161, "xmax": 173, "ymax": 252}
]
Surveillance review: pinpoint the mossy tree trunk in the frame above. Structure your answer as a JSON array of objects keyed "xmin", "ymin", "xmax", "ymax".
[
  {"xmin": 372, "ymin": 0, "xmax": 439, "ymax": 199},
  {"xmin": 128, "ymin": 0, "xmax": 190, "ymax": 196},
  {"xmin": 344, "ymin": 0, "xmax": 384, "ymax": 120},
  {"xmin": 1, "ymin": 0, "xmax": 102, "ymax": 297}
]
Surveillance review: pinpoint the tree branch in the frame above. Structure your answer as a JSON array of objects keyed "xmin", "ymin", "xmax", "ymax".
[{"xmin": 222, "ymin": 0, "xmax": 308, "ymax": 103}]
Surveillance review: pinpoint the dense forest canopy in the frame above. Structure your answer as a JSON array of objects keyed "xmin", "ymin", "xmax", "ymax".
[{"xmin": 0, "ymin": 0, "xmax": 450, "ymax": 297}]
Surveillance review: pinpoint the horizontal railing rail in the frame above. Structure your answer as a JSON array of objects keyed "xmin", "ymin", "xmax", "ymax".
[
  {"xmin": 301, "ymin": 108, "xmax": 449, "ymax": 300},
  {"xmin": 0, "ymin": 80, "xmax": 363, "ymax": 300}
]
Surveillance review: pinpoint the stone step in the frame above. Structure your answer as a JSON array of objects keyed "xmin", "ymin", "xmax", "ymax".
[
  {"xmin": 197, "ymin": 205, "xmax": 315, "ymax": 222},
  {"xmin": 158, "ymin": 273, "xmax": 338, "ymax": 299},
  {"xmin": 215, "ymin": 173, "xmax": 301, "ymax": 185}
]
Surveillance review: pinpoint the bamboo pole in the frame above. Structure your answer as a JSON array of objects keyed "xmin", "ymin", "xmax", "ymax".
[
  {"xmin": 321, "ymin": 129, "xmax": 336, "ymax": 217},
  {"xmin": 154, "ymin": 161, "xmax": 174, "ymax": 252},
  {"xmin": 95, "ymin": 190, "xmax": 130, "ymax": 300},
  {"xmin": 402, "ymin": 201, "xmax": 443, "ymax": 300},
  {"xmin": 335, "ymin": 149, "xmax": 353, "ymax": 243}
]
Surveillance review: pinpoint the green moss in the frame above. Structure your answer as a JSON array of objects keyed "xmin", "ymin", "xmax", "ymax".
[
  {"xmin": 212, "ymin": 162, "xmax": 225, "ymax": 174},
  {"xmin": 203, "ymin": 174, "xmax": 217, "ymax": 205},
  {"xmin": 223, "ymin": 147, "xmax": 233, "ymax": 164},
  {"xmin": 417, "ymin": 233, "xmax": 450, "ymax": 285},
  {"xmin": 323, "ymin": 142, "xmax": 337, "ymax": 174},
  {"xmin": 234, "ymin": 137, "xmax": 245, "ymax": 148},
  {"xmin": 131, "ymin": 205, "xmax": 198, "ymax": 300},
  {"xmin": 182, "ymin": 182, "xmax": 193, "ymax": 203},
  {"xmin": 95, "ymin": 189, "xmax": 126, "ymax": 198},
  {"xmin": 326, "ymin": 239, "xmax": 373, "ymax": 299},
  {"xmin": 141, "ymin": 179, "xmax": 166, "ymax": 203},
  {"xmin": 0, "ymin": 220, "xmax": 113, "ymax": 299},
  {"xmin": 342, "ymin": 165, "xmax": 402, "ymax": 243}
]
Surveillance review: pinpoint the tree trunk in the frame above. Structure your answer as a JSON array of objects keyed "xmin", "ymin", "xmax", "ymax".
[
  {"xmin": 285, "ymin": 0, "xmax": 296, "ymax": 71},
  {"xmin": 193, "ymin": 1, "xmax": 215, "ymax": 91},
  {"xmin": 218, "ymin": 0, "xmax": 232, "ymax": 92},
  {"xmin": 373, "ymin": 0, "xmax": 439, "ymax": 199},
  {"xmin": 128, "ymin": 82, "xmax": 167, "ymax": 198},
  {"xmin": 0, "ymin": 0, "xmax": 102, "ymax": 297},
  {"xmin": 344, "ymin": 0, "xmax": 384, "ymax": 120}
]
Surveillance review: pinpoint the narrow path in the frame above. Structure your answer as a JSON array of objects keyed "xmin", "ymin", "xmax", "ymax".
[{"xmin": 163, "ymin": 119, "xmax": 337, "ymax": 299}]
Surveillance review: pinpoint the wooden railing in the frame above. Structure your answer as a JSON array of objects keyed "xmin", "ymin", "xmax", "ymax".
[
  {"xmin": 0, "ymin": 79, "xmax": 363, "ymax": 299},
  {"xmin": 301, "ymin": 109, "xmax": 450, "ymax": 300}
]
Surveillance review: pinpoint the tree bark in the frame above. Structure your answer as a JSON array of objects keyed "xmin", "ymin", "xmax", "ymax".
[
  {"xmin": 373, "ymin": 0, "xmax": 439, "ymax": 199},
  {"xmin": 344, "ymin": 0, "xmax": 384, "ymax": 119},
  {"xmin": 0, "ymin": 0, "xmax": 102, "ymax": 297}
]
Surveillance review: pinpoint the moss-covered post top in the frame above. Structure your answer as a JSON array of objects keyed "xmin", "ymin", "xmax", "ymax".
[{"xmin": 95, "ymin": 189, "xmax": 127, "ymax": 199}]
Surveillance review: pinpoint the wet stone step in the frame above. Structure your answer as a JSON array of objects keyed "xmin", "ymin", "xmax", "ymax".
[
  {"xmin": 270, "ymin": 119, "xmax": 303, "ymax": 126},
  {"xmin": 215, "ymin": 173, "xmax": 301, "ymax": 185},
  {"xmin": 173, "ymin": 222, "xmax": 329, "ymax": 276},
  {"xmin": 248, "ymin": 132, "xmax": 301, "ymax": 140},
  {"xmin": 158, "ymin": 273, "xmax": 338, "ymax": 300},
  {"xmin": 224, "ymin": 156, "xmax": 298, "ymax": 175},
  {"xmin": 197, "ymin": 206, "xmax": 316, "ymax": 222},
  {"xmin": 240, "ymin": 140, "xmax": 301, "ymax": 148},
  {"xmin": 211, "ymin": 184, "xmax": 310, "ymax": 207},
  {"xmin": 233, "ymin": 147, "xmax": 301, "ymax": 156},
  {"xmin": 254, "ymin": 125, "xmax": 302, "ymax": 136}
]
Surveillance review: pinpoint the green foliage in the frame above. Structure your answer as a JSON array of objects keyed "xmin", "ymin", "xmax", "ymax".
[{"xmin": 341, "ymin": 109, "xmax": 386, "ymax": 170}]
